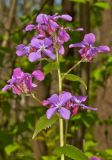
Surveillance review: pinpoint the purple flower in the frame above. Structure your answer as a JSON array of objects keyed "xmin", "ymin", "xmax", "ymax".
[
  {"xmin": 69, "ymin": 33, "xmax": 110, "ymax": 61},
  {"xmin": 32, "ymin": 70, "xmax": 45, "ymax": 81},
  {"xmin": 16, "ymin": 44, "xmax": 30, "ymax": 56},
  {"xmin": 2, "ymin": 68, "xmax": 44, "ymax": 95},
  {"xmin": 43, "ymin": 92, "xmax": 72, "ymax": 119},
  {"xmin": 57, "ymin": 28, "xmax": 70, "ymax": 55},
  {"xmin": 25, "ymin": 24, "xmax": 36, "ymax": 31},
  {"xmin": 29, "ymin": 37, "xmax": 55, "ymax": 62},
  {"xmin": 71, "ymin": 96, "xmax": 97, "ymax": 114},
  {"xmin": 36, "ymin": 14, "xmax": 72, "ymax": 35},
  {"xmin": 90, "ymin": 156, "xmax": 101, "ymax": 160}
]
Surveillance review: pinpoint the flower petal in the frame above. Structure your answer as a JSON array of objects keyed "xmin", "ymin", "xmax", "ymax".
[
  {"xmin": 81, "ymin": 104, "xmax": 97, "ymax": 110},
  {"xmin": 59, "ymin": 45, "xmax": 64, "ymax": 55},
  {"xmin": 46, "ymin": 107, "xmax": 57, "ymax": 119},
  {"xmin": 90, "ymin": 156, "xmax": 101, "ymax": 160},
  {"xmin": 56, "ymin": 15, "xmax": 72, "ymax": 21},
  {"xmin": 25, "ymin": 24, "xmax": 36, "ymax": 31},
  {"xmin": 75, "ymin": 27, "xmax": 84, "ymax": 31},
  {"xmin": 12, "ymin": 86, "xmax": 22, "ymax": 95},
  {"xmin": 96, "ymin": 45, "xmax": 110, "ymax": 53},
  {"xmin": 28, "ymin": 51, "xmax": 41, "ymax": 62},
  {"xmin": 72, "ymin": 96, "xmax": 87, "ymax": 103},
  {"xmin": 36, "ymin": 14, "xmax": 48, "ymax": 24},
  {"xmin": 2, "ymin": 85, "xmax": 12, "ymax": 92},
  {"xmin": 47, "ymin": 94, "xmax": 59, "ymax": 106},
  {"xmin": 44, "ymin": 49, "xmax": 56, "ymax": 59},
  {"xmin": 32, "ymin": 83, "xmax": 37, "ymax": 88},
  {"xmin": 73, "ymin": 106, "xmax": 79, "ymax": 115},
  {"xmin": 44, "ymin": 38, "xmax": 53, "ymax": 47},
  {"xmin": 59, "ymin": 107, "xmax": 71, "ymax": 120},
  {"xmin": 69, "ymin": 42, "xmax": 85, "ymax": 48},
  {"xmin": 59, "ymin": 92, "xmax": 72, "ymax": 106},
  {"xmin": 31, "ymin": 38, "xmax": 43, "ymax": 48},
  {"xmin": 58, "ymin": 29, "xmax": 70, "ymax": 43},
  {"xmin": 16, "ymin": 44, "xmax": 29, "ymax": 56},
  {"xmin": 13, "ymin": 68, "xmax": 24, "ymax": 78},
  {"xmin": 49, "ymin": 20, "xmax": 59, "ymax": 30},
  {"xmin": 32, "ymin": 70, "xmax": 45, "ymax": 81},
  {"xmin": 83, "ymin": 33, "xmax": 96, "ymax": 45},
  {"xmin": 24, "ymin": 75, "xmax": 32, "ymax": 92}
]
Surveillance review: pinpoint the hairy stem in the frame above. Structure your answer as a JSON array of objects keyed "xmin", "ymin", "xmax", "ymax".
[{"xmin": 55, "ymin": 43, "xmax": 64, "ymax": 160}]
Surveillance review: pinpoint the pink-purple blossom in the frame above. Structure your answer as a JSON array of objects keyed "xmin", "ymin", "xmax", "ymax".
[
  {"xmin": 43, "ymin": 92, "xmax": 97, "ymax": 119},
  {"xmin": 16, "ymin": 44, "xmax": 30, "ymax": 56},
  {"xmin": 69, "ymin": 33, "xmax": 110, "ymax": 61},
  {"xmin": 25, "ymin": 14, "xmax": 72, "ymax": 35},
  {"xmin": 2, "ymin": 68, "xmax": 44, "ymax": 95},
  {"xmin": 43, "ymin": 92, "xmax": 72, "ymax": 119},
  {"xmin": 16, "ymin": 37, "xmax": 55, "ymax": 62},
  {"xmin": 71, "ymin": 96, "xmax": 97, "ymax": 115},
  {"xmin": 29, "ymin": 37, "xmax": 55, "ymax": 62}
]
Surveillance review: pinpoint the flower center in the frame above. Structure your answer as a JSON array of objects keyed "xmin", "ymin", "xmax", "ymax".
[{"xmin": 40, "ymin": 44, "xmax": 46, "ymax": 51}]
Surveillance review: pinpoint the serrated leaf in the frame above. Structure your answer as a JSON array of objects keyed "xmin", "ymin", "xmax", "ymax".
[
  {"xmin": 43, "ymin": 62, "xmax": 58, "ymax": 75},
  {"xmin": 94, "ymin": 2, "xmax": 110, "ymax": 9},
  {"xmin": 32, "ymin": 114, "xmax": 58, "ymax": 139},
  {"xmin": 63, "ymin": 73, "xmax": 87, "ymax": 89},
  {"xmin": 54, "ymin": 144, "xmax": 88, "ymax": 160}
]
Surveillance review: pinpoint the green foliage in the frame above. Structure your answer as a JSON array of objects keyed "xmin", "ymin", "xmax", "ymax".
[
  {"xmin": 41, "ymin": 156, "xmax": 58, "ymax": 160},
  {"xmin": 70, "ymin": 0, "xmax": 87, "ymax": 3},
  {"xmin": 94, "ymin": 2, "xmax": 110, "ymax": 9},
  {"xmin": 54, "ymin": 144, "xmax": 89, "ymax": 160},
  {"xmin": 5, "ymin": 143, "xmax": 20, "ymax": 156},
  {"xmin": 32, "ymin": 114, "xmax": 58, "ymax": 139},
  {"xmin": 63, "ymin": 73, "xmax": 87, "ymax": 89},
  {"xmin": 43, "ymin": 61, "xmax": 58, "ymax": 75}
]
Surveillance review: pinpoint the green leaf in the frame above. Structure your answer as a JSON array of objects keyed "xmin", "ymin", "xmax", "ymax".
[
  {"xmin": 94, "ymin": 2, "xmax": 110, "ymax": 9},
  {"xmin": 64, "ymin": 74, "xmax": 87, "ymax": 89},
  {"xmin": 32, "ymin": 114, "xmax": 58, "ymax": 139},
  {"xmin": 43, "ymin": 62, "xmax": 58, "ymax": 75},
  {"xmin": 54, "ymin": 144, "xmax": 88, "ymax": 160},
  {"xmin": 5, "ymin": 143, "xmax": 20, "ymax": 155}
]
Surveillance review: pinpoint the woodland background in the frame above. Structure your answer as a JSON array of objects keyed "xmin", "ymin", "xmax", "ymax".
[{"xmin": 0, "ymin": 0, "xmax": 112, "ymax": 160}]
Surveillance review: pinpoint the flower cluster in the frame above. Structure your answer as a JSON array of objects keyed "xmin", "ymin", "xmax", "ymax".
[
  {"xmin": 43, "ymin": 92, "xmax": 97, "ymax": 120},
  {"xmin": 16, "ymin": 13, "xmax": 72, "ymax": 62},
  {"xmin": 2, "ymin": 68, "xmax": 44, "ymax": 95},
  {"xmin": 2, "ymin": 13, "xmax": 110, "ymax": 120}
]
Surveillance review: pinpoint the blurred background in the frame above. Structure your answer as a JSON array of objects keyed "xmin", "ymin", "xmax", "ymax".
[{"xmin": 0, "ymin": 0, "xmax": 112, "ymax": 160}]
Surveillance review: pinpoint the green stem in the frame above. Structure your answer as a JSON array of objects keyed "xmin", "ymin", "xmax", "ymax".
[
  {"xmin": 65, "ymin": 121, "xmax": 68, "ymax": 144},
  {"xmin": 62, "ymin": 59, "xmax": 84, "ymax": 80},
  {"xmin": 55, "ymin": 43, "xmax": 64, "ymax": 160},
  {"xmin": 31, "ymin": 93, "xmax": 42, "ymax": 105}
]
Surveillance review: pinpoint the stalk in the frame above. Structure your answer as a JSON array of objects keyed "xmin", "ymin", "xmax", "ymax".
[
  {"xmin": 55, "ymin": 42, "xmax": 64, "ymax": 160},
  {"xmin": 62, "ymin": 59, "xmax": 84, "ymax": 80}
]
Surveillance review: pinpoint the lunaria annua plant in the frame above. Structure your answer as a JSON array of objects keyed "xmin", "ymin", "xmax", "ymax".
[{"xmin": 2, "ymin": 13, "xmax": 110, "ymax": 160}]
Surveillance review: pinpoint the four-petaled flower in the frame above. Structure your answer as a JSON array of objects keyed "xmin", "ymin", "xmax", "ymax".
[
  {"xmin": 69, "ymin": 33, "xmax": 110, "ymax": 61},
  {"xmin": 43, "ymin": 92, "xmax": 72, "ymax": 120},
  {"xmin": 71, "ymin": 96, "xmax": 97, "ymax": 115},
  {"xmin": 2, "ymin": 68, "xmax": 44, "ymax": 95},
  {"xmin": 16, "ymin": 37, "xmax": 56, "ymax": 62},
  {"xmin": 29, "ymin": 37, "xmax": 55, "ymax": 62}
]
